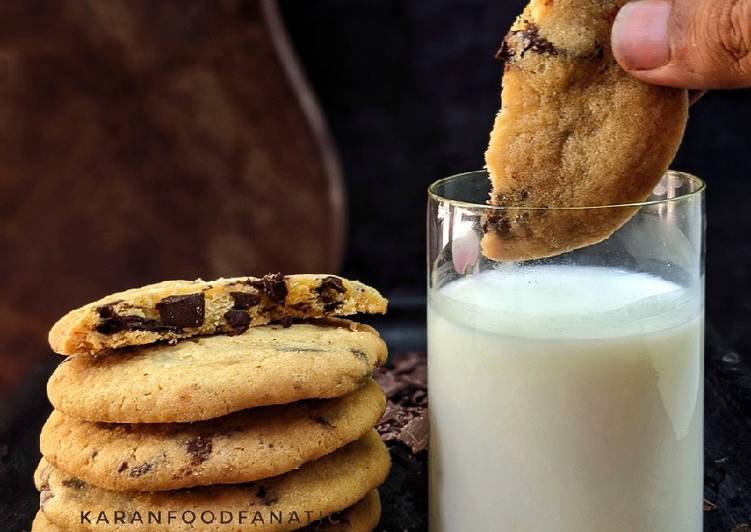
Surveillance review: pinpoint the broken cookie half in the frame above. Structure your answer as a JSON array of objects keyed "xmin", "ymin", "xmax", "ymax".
[{"xmin": 483, "ymin": 0, "xmax": 688, "ymax": 261}]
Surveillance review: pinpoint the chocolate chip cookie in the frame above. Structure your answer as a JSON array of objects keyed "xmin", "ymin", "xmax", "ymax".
[
  {"xmin": 298, "ymin": 490, "xmax": 381, "ymax": 532},
  {"xmin": 483, "ymin": 0, "xmax": 688, "ymax": 261},
  {"xmin": 35, "ymin": 431, "xmax": 389, "ymax": 532},
  {"xmin": 41, "ymin": 380, "xmax": 386, "ymax": 491},
  {"xmin": 48, "ymin": 320, "xmax": 387, "ymax": 423},
  {"xmin": 31, "ymin": 491, "xmax": 380, "ymax": 531},
  {"xmin": 49, "ymin": 274, "xmax": 387, "ymax": 357}
]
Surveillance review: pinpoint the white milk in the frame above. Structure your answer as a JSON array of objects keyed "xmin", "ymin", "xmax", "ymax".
[{"xmin": 428, "ymin": 265, "xmax": 703, "ymax": 532}]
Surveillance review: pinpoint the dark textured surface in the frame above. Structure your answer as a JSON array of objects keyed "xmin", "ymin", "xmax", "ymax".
[
  {"xmin": 704, "ymin": 328, "xmax": 751, "ymax": 531},
  {"xmin": 375, "ymin": 351, "xmax": 428, "ymax": 531}
]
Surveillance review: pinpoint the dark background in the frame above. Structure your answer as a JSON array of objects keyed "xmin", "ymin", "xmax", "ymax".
[{"xmin": 280, "ymin": 0, "xmax": 751, "ymax": 352}]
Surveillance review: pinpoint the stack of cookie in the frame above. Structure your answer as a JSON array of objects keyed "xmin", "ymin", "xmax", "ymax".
[{"xmin": 33, "ymin": 274, "xmax": 391, "ymax": 532}]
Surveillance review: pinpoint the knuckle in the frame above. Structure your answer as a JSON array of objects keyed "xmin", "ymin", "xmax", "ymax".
[{"xmin": 712, "ymin": 0, "xmax": 751, "ymax": 65}]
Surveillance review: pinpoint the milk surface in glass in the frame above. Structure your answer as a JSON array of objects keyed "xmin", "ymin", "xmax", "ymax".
[{"xmin": 428, "ymin": 265, "xmax": 703, "ymax": 532}]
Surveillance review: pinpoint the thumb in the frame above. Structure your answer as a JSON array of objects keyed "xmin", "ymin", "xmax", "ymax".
[{"xmin": 612, "ymin": 0, "xmax": 751, "ymax": 89}]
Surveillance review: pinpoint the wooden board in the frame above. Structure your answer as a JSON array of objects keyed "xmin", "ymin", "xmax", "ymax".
[{"xmin": 0, "ymin": 0, "xmax": 344, "ymax": 392}]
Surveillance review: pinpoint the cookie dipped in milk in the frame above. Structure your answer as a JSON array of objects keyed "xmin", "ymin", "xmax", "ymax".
[{"xmin": 427, "ymin": 0, "xmax": 702, "ymax": 529}]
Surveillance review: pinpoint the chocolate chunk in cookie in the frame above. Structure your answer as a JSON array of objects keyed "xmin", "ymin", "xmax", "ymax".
[
  {"xmin": 50, "ymin": 274, "xmax": 387, "ymax": 356},
  {"xmin": 155, "ymin": 293, "xmax": 205, "ymax": 328},
  {"xmin": 224, "ymin": 309, "xmax": 251, "ymax": 334},
  {"xmin": 248, "ymin": 272, "xmax": 288, "ymax": 303},
  {"xmin": 185, "ymin": 436, "xmax": 213, "ymax": 466},
  {"xmin": 230, "ymin": 291, "xmax": 261, "ymax": 310}
]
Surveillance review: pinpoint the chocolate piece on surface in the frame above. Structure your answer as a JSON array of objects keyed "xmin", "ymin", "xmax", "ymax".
[
  {"xmin": 375, "ymin": 352, "xmax": 429, "ymax": 454},
  {"xmin": 401, "ymin": 414, "xmax": 429, "ymax": 454},
  {"xmin": 376, "ymin": 353, "xmax": 429, "ymax": 532}
]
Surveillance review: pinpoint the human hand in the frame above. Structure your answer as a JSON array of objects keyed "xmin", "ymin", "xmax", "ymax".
[{"xmin": 611, "ymin": 0, "xmax": 751, "ymax": 89}]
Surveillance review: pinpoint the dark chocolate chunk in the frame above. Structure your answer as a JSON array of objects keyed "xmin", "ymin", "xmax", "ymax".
[
  {"xmin": 265, "ymin": 273, "xmax": 288, "ymax": 303},
  {"xmin": 482, "ymin": 214, "xmax": 512, "ymax": 236},
  {"xmin": 518, "ymin": 24, "xmax": 558, "ymax": 56},
  {"xmin": 280, "ymin": 315, "xmax": 294, "ymax": 328},
  {"xmin": 374, "ymin": 352, "xmax": 429, "ymax": 455},
  {"xmin": 317, "ymin": 275, "xmax": 346, "ymax": 307},
  {"xmin": 253, "ymin": 484, "xmax": 279, "ymax": 506},
  {"xmin": 186, "ymin": 436, "xmax": 213, "ymax": 465},
  {"xmin": 97, "ymin": 314, "xmax": 159, "ymax": 334},
  {"xmin": 61, "ymin": 478, "xmax": 87, "ymax": 490},
  {"xmin": 96, "ymin": 305, "xmax": 150, "ymax": 334},
  {"xmin": 156, "ymin": 293, "xmax": 205, "ymax": 328},
  {"xmin": 501, "ymin": 22, "xmax": 559, "ymax": 62},
  {"xmin": 248, "ymin": 273, "xmax": 287, "ymax": 304},
  {"xmin": 224, "ymin": 309, "xmax": 251, "ymax": 335},
  {"xmin": 96, "ymin": 304, "xmax": 175, "ymax": 334},
  {"xmin": 411, "ymin": 389, "xmax": 428, "ymax": 406},
  {"xmin": 117, "ymin": 462, "xmax": 128, "ymax": 473},
  {"xmin": 325, "ymin": 276, "xmax": 345, "ymax": 291},
  {"xmin": 401, "ymin": 413, "xmax": 429, "ymax": 454},
  {"xmin": 97, "ymin": 304, "xmax": 117, "ymax": 320},
  {"xmin": 376, "ymin": 371, "xmax": 409, "ymax": 397},
  {"xmin": 129, "ymin": 462, "xmax": 153, "ymax": 477},
  {"xmin": 94, "ymin": 309, "xmax": 120, "ymax": 333},
  {"xmin": 231, "ymin": 291, "xmax": 261, "ymax": 310},
  {"xmin": 319, "ymin": 276, "xmax": 345, "ymax": 294}
]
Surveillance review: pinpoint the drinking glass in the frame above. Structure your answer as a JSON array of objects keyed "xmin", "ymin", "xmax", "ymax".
[{"xmin": 427, "ymin": 171, "xmax": 705, "ymax": 531}]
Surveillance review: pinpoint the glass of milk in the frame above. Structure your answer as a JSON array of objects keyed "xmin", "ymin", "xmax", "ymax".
[{"xmin": 427, "ymin": 171, "xmax": 705, "ymax": 532}]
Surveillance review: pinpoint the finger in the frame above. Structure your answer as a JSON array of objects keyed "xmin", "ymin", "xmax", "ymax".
[{"xmin": 612, "ymin": 0, "xmax": 751, "ymax": 89}]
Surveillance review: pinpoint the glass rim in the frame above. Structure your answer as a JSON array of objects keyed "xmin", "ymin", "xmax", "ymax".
[{"xmin": 428, "ymin": 170, "xmax": 706, "ymax": 212}]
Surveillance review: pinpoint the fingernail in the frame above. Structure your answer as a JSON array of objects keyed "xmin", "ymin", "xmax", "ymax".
[{"xmin": 612, "ymin": 0, "xmax": 672, "ymax": 71}]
